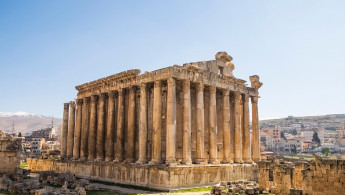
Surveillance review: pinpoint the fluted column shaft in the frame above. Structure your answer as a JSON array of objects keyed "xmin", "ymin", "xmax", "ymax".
[
  {"xmin": 166, "ymin": 78, "xmax": 176, "ymax": 165},
  {"xmin": 242, "ymin": 94, "xmax": 252, "ymax": 163},
  {"xmin": 80, "ymin": 97, "xmax": 90, "ymax": 161},
  {"xmin": 88, "ymin": 95, "xmax": 97, "ymax": 161},
  {"xmin": 150, "ymin": 80, "xmax": 162, "ymax": 164},
  {"xmin": 67, "ymin": 101, "xmax": 75, "ymax": 159},
  {"xmin": 96, "ymin": 93, "xmax": 106, "ymax": 161},
  {"xmin": 195, "ymin": 83, "xmax": 206, "ymax": 164},
  {"xmin": 251, "ymin": 96, "xmax": 260, "ymax": 162},
  {"xmin": 114, "ymin": 89, "xmax": 124, "ymax": 162},
  {"xmin": 137, "ymin": 84, "xmax": 148, "ymax": 164},
  {"xmin": 105, "ymin": 92, "xmax": 116, "ymax": 162},
  {"xmin": 209, "ymin": 86, "xmax": 218, "ymax": 164},
  {"xmin": 222, "ymin": 89, "xmax": 232, "ymax": 163},
  {"xmin": 126, "ymin": 87, "xmax": 136, "ymax": 163},
  {"xmin": 182, "ymin": 80, "xmax": 192, "ymax": 165},
  {"xmin": 234, "ymin": 92, "xmax": 243, "ymax": 163},
  {"xmin": 73, "ymin": 99, "xmax": 82, "ymax": 160},
  {"xmin": 61, "ymin": 103, "xmax": 69, "ymax": 159}
]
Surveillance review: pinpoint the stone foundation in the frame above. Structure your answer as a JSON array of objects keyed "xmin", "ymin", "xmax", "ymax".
[{"xmin": 28, "ymin": 159, "xmax": 257, "ymax": 190}]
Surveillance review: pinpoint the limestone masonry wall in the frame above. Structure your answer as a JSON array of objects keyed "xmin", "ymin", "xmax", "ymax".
[
  {"xmin": 258, "ymin": 157, "xmax": 345, "ymax": 195},
  {"xmin": 0, "ymin": 137, "xmax": 22, "ymax": 173},
  {"xmin": 28, "ymin": 159, "xmax": 258, "ymax": 190}
]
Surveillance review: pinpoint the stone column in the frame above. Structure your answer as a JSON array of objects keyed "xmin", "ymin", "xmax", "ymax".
[
  {"xmin": 80, "ymin": 97, "xmax": 90, "ymax": 161},
  {"xmin": 137, "ymin": 84, "xmax": 148, "ymax": 164},
  {"xmin": 105, "ymin": 91, "xmax": 116, "ymax": 162},
  {"xmin": 165, "ymin": 78, "xmax": 177, "ymax": 166},
  {"xmin": 251, "ymin": 96, "xmax": 260, "ymax": 162},
  {"xmin": 88, "ymin": 95, "xmax": 97, "ymax": 161},
  {"xmin": 67, "ymin": 101, "xmax": 76, "ymax": 159},
  {"xmin": 114, "ymin": 89, "xmax": 124, "ymax": 162},
  {"xmin": 234, "ymin": 92, "xmax": 243, "ymax": 163},
  {"xmin": 73, "ymin": 99, "xmax": 82, "ymax": 160},
  {"xmin": 149, "ymin": 80, "xmax": 162, "ymax": 164},
  {"xmin": 242, "ymin": 94, "xmax": 252, "ymax": 163},
  {"xmin": 209, "ymin": 86, "xmax": 219, "ymax": 164},
  {"xmin": 96, "ymin": 93, "xmax": 106, "ymax": 161},
  {"xmin": 61, "ymin": 103, "xmax": 69, "ymax": 159},
  {"xmin": 195, "ymin": 83, "xmax": 206, "ymax": 164},
  {"xmin": 182, "ymin": 80, "xmax": 192, "ymax": 165},
  {"xmin": 126, "ymin": 87, "xmax": 136, "ymax": 163},
  {"xmin": 222, "ymin": 89, "xmax": 232, "ymax": 163}
]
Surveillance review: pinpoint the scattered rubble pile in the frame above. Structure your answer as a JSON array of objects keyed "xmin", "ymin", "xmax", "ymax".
[
  {"xmin": 39, "ymin": 171, "xmax": 99, "ymax": 191},
  {"xmin": 0, "ymin": 170, "xmax": 99, "ymax": 194},
  {"xmin": 210, "ymin": 181, "xmax": 264, "ymax": 195},
  {"xmin": 0, "ymin": 168, "xmax": 38, "ymax": 194}
]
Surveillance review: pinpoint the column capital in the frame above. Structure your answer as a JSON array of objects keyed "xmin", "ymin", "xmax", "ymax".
[
  {"xmin": 251, "ymin": 96, "xmax": 258, "ymax": 103},
  {"xmin": 76, "ymin": 99, "xmax": 83, "ymax": 106},
  {"xmin": 243, "ymin": 94, "xmax": 250, "ymax": 102},
  {"xmin": 154, "ymin": 80, "xmax": 162, "ymax": 87},
  {"xmin": 118, "ymin": 89, "xmax": 124, "ymax": 96},
  {"xmin": 99, "ymin": 93, "xmax": 107, "ymax": 100},
  {"xmin": 167, "ymin": 77, "xmax": 175, "ymax": 85},
  {"xmin": 222, "ymin": 88, "xmax": 230, "ymax": 96},
  {"xmin": 209, "ymin": 85, "xmax": 216, "ymax": 93},
  {"xmin": 91, "ymin": 95, "xmax": 98, "ymax": 103},
  {"xmin": 129, "ymin": 86, "xmax": 137, "ymax": 94},
  {"xmin": 64, "ymin": 103, "xmax": 69, "ymax": 109},
  {"xmin": 182, "ymin": 80, "xmax": 190, "ymax": 92},
  {"xmin": 69, "ymin": 101, "xmax": 76, "ymax": 107},
  {"xmin": 196, "ymin": 83, "xmax": 204, "ymax": 92},
  {"xmin": 108, "ymin": 91, "xmax": 117, "ymax": 99},
  {"xmin": 83, "ymin": 97, "xmax": 91, "ymax": 105},
  {"xmin": 234, "ymin": 91, "xmax": 241, "ymax": 100},
  {"xmin": 140, "ymin": 83, "xmax": 147, "ymax": 91}
]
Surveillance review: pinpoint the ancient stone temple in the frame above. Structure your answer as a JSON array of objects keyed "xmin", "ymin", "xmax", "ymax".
[{"xmin": 30, "ymin": 52, "xmax": 262, "ymax": 190}]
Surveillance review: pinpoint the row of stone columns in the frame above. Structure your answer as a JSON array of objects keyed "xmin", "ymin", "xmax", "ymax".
[{"xmin": 61, "ymin": 78, "xmax": 260, "ymax": 164}]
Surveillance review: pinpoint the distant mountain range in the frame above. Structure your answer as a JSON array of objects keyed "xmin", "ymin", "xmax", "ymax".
[
  {"xmin": 0, "ymin": 111, "xmax": 62, "ymax": 134},
  {"xmin": 260, "ymin": 114, "xmax": 345, "ymax": 130}
]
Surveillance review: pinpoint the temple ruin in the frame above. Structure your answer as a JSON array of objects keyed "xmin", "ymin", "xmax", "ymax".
[{"xmin": 30, "ymin": 52, "xmax": 263, "ymax": 189}]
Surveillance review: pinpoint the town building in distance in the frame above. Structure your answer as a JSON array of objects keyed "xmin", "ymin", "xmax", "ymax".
[{"xmin": 30, "ymin": 52, "xmax": 263, "ymax": 189}]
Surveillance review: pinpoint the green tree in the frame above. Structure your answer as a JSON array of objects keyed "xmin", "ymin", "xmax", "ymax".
[
  {"xmin": 18, "ymin": 132, "xmax": 22, "ymax": 137},
  {"xmin": 321, "ymin": 147, "xmax": 330, "ymax": 155},
  {"xmin": 312, "ymin": 132, "xmax": 321, "ymax": 146}
]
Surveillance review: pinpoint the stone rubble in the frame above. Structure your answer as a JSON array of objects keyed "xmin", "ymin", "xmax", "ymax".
[
  {"xmin": 0, "ymin": 169, "xmax": 99, "ymax": 194},
  {"xmin": 210, "ymin": 180, "xmax": 262, "ymax": 195}
]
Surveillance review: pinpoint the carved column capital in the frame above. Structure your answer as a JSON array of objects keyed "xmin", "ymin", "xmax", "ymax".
[
  {"xmin": 140, "ymin": 83, "xmax": 147, "ymax": 92},
  {"xmin": 129, "ymin": 86, "xmax": 137, "ymax": 94},
  {"xmin": 69, "ymin": 101, "xmax": 76, "ymax": 107},
  {"xmin": 64, "ymin": 103, "xmax": 69, "ymax": 109},
  {"xmin": 118, "ymin": 89, "xmax": 124, "ymax": 97},
  {"xmin": 99, "ymin": 93, "xmax": 107, "ymax": 100},
  {"xmin": 222, "ymin": 88, "xmax": 230, "ymax": 96},
  {"xmin": 154, "ymin": 80, "xmax": 162, "ymax": 87},
  {"xmin": 182, "ymin": 80, "xmax": 190, "ymax": 92},
  {"xmin": 209, "ymin": 85, "xmax": 216, "ymax": 93},
  {"xmin": 91, "ymin": 95, "xmax": 98, "ymax": 103},
  {"xmin": 84, "ymin": 97, "xmax": 91, "ymax": 105},
  {"xmin": 196, "ymin": 83, "xmax": 204, "ymax": 92},
  {"xmin": 234, "ymin": 91, "xmax": 241, "ymax": 100},
  {"xmin": 251, "ymin": 96, "xmax": 258, "ymax": 103},
  {"xmin": 76, "ymin": 99, "xmax": 83, "ymax": 106},
  {"xmin": 243, "ymin": 94, "xmax": 250, "ymax": 102},
  {"xmin": 108, "ymin": 91, "xmax": 116, "ymax": 99}
]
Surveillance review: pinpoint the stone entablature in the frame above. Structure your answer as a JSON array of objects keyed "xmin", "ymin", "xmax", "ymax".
[{"xmin": 60, "ymin": 52, "xmax": 263, "ymax": 166}]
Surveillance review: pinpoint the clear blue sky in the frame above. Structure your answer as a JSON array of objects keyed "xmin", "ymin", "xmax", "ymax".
[{"xmin": 1, "ymin": 0, "xmax": 344, "ymax": 119}]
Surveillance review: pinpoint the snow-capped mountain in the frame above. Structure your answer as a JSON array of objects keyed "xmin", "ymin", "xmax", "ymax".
[
  {"xmin": 0, "ymin": 111, "xmax": 42, "ymax": 118},
  {"xmin": 0, "ymin": 111, "xmax": 62, "ymax": 134}
]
